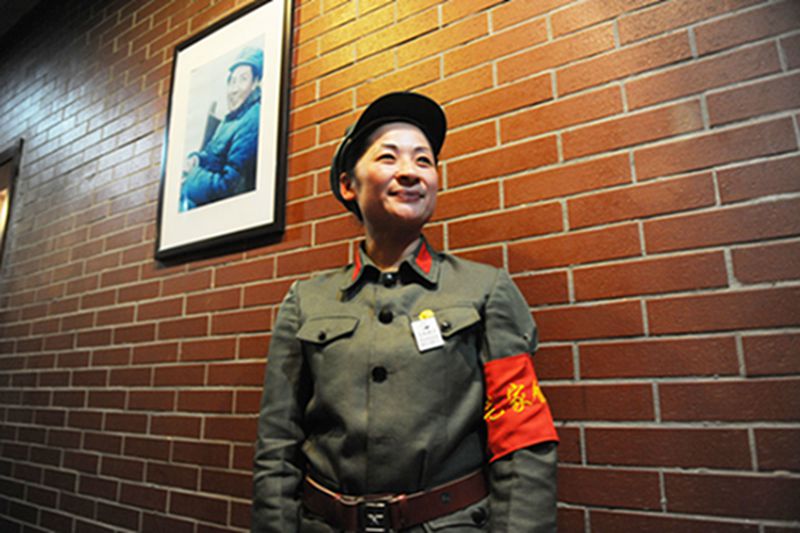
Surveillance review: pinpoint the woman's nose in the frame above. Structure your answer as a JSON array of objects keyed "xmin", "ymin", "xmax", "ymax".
[{"xmin": 395, "ymin": 157, "xmax": 420, "ymax": 182}]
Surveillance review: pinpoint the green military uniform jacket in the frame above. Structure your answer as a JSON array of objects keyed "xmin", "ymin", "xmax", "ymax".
[{"xmin": 253, "ymin": 238, "xmax": 558, "ymax": 532}]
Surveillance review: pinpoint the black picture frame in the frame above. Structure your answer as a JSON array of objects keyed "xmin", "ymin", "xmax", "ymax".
[{"xmin": 155, "ymin": 0, "xmax": 293, "ymax": 260}]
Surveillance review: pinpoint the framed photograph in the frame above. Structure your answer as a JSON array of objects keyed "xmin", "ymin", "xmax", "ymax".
[{"xmin": 156, "ymin": 0, "xmax": 292, "ymax": 260}]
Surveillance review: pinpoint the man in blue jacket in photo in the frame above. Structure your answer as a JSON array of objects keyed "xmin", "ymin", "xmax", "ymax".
[{"xmin": 181, "ymin": 46, "xmax": 262, "ymax": 211}]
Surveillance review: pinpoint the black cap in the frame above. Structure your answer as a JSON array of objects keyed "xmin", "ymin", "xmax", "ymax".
[{"xmin": 329, "ymin": 92, "xmax": 447, "ymax": 216}]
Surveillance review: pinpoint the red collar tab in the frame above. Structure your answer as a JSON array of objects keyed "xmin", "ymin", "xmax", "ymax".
[
  {"xmin": 352, "ymin": 248, "xmax": 363, "ymax": 281},
  {"xmin": 415, "ymin": 240, "xmax": 433, "ymax": 274}
]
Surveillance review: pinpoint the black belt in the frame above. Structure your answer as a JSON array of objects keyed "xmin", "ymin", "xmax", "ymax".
[{"xmin": 302, "ymin": 470, "xmax": 488, "ymax": 532}]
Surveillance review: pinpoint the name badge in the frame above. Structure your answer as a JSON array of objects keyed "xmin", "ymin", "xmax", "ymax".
[{"xmin": 411, "ymin": 309, "xmax": 444, "ymax": 352}]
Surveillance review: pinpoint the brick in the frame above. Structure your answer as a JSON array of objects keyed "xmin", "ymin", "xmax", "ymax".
[
  {"xmin": 173, "ymin": 440, "xmax": 230, "ymax": 469},
  {"xmin": 101, "ymin": 456, "xmax": 144, "ymax": 481},
  {"xmin": 586, "ymin": 427, "xmax": 751, "ymax": 469},
  {"xmin": 356, "ymin": 57, "xmax": 440, "ymax": 107},
  {"xmin": 509, "ymin": 223, "xmax": 641, "ymax": 272},
  {"xmin": 695, "ymin": 1, "xmax": 800, "ymax": 55},
  {"xmin": 118, "ymin": 280, "xmax": 159, "ymax": 302},
  {"xmin": 211, "ymin": 309, "xmax": 271, "ymax": 335},
  {"xmin": 733, "ymin": 240, "xmax": 800, "ymax": 284},
  {"xmin": 439, "ymin": 120, "xmax": 495, "ymax": 160},
  {"xmin": 120, "ymin": 482, "xmax": 167, "ymax": 511},
  {"xmin": 319, "ymin": 50, "xmax": 394, "ymax": 98},
  {"xmin": 141, "ymin": 513, "xmax": 194, "ymax": 533},
  {"xmin": 665, "ymin": 472, "xmax": 800, "ymax": 520},
  {"xmin": 181, "ymin": 337, "xmax": 236, "ymax": 362},
  {"xmin": 618, "ymin": 0, "xmax": 761, "ymax": 44},
  {"xmin": 559, "ymin": 465, "xmax": 661, "ymax": 510},
  {"xmin": 444, "ymin": 18, "xmax": 548, "ymax": 75},
  {"xmin": 316, "ymin": 214, "xmax": 363, "ymax": 245},
  {"xmin": 358, "ymin": 8, "xmax": 440, "ymax": 59},
  {"xmin": 421, "ymin": 65, "xmax": 494, "ymax": 108},
  {"xmin": 319, "ymin": 5, "xmax": 393, "ymax": 56},
  {"xmin": 154, "ymin": 363, "xmax": 205, "ymax": 386},
  {"xmin": 452, "ymin": 245, "xmax": 504, "ymax": 268},
  {"xmin": 581, "ymin": 336, "xmax": 739, "ymax": 378},
  {"xmin": 286, "ymin": 194, "xmax": 343, "ymax": 224},
  {"xmin": 433, "ymin": 182, "xmax": 502, "ymax": 225},
  {"xmin": 662, "ymin": 378, "xmax": 800, "ymax": 422},
  {"xmin": 645, "ymin": 197, "xmax": 800, "ymax": 253},
  {"xmin": 500, "ymin": 24, "xmax": 615, "ymax": 84},
  {"xmin": 708, "ymin": 72, "xmax": 800, "ymax": 126},
  {"xmin": 569, "ymin": 172, "xmax": 715, "ymax": 229},
  {"xmin": 201, "ymin": 469, "xmax": 251, "ymax": 499},
  {"xmin": 744, "ymin": 333, "xmax": 800, "ymax": 377},
  {"xmin": 132, "ymin": 342, "xmax": 178, "ymax": 365},
  {"xmin": 548, "ymin": 381, "xmax": 653, "ymax": 421},
  {"xmin": 114, "ymin": 323, "xmax": 156, "ymax": 344},
  {"xmin": 782, "ymin": 33, "xmax": 800, "ymax": 69},
  {"xmin": 514, "ymin": 271, "xmax": 570, "ymax": 306},
  {"xmin": 590, "ymin": 509, "xmax": 759, "ymax": 533},
  {"xmin": 574, "ymin": 251, "xmax": 727, "ymax": 301},
  {"xmin": 137, "ymin": 297, "xmax": 183, "ymax": 320},
  {"xmin": 78, "ymin": 473, "xmax": 118, "ymax": 499},
  {"xmin": 104, "ymin": 412, "xmax": 147, "ymax": 434},
  {"xmin": 297, "ymin": 1, "xmax": 356, "ymax": 43},
  {"xmin": 157, "ymin": 316, "xmax": 207, "ymax": 340},
  {"xmin": 502, "ymin": 84, "xmax": 623, "ymax": 144},
  {"xmin": 124, "ymin": 436, "xmax": 170, "ymax": 461},
  {"xmin": 534, "ymin": 344, "xmax": 574, "ymax": 380},
  {"xmin": 243, "ymin": 278, "xmax": 297, "ymax": 308},
  {"xmin": 491, "ymin": 0, "xmax": 570, "ymax": 30},
  {"xmin": 170, "ymin": 491, "xmax": 228, "ymax": 524},
  {"xmin": 718, "ymin": 155, "xmax": 800, "ymax": 203},
  {"xmin": 560, "ymin": 0, "xmax": 662, "ymax": 36},
  {"xmin": 150, "ymin": 415, "xmax": 201, "ymax": 438},
  {"xmin": 626, "ymin": 41, "xmax": 782, "ymax": 110},
  {"xmin": 204, "ymin": 415, "xmax": 258, "ymax": 442},
  {"xmin": 449, "ymin": 202, "xmax": 563, "ymax": 249},
  {"xmin": 146, "ymin": 462, "xmax": 199, "ymax": 490},
  {"xmin": 160, "ymin": 270, "xmax": 211, "ymax": 296},
  {"xmin": 756, "ymin": 428, "xmax": 800, "ymax": 471},
  {"xmin": 236, "ymin": 389, "xmax": 262, "ymax": 414},
  {"xmin": 558, "ymin": 31, "xmax": 691, "ymax": 95},
  {"xmin": 448, "ymin": 74, "xmax": 553, "ymax": 130},
  {"xmin": 650, "ymin": 287, "xmax": 800, "ymax": 335},
  {"xmin": 535, "ymin": 300, "xmax": 645, "ymax": 341},
  {"xmin": 129, "ymin": 390, "xmax": 175, "ymax": 411},
  {"xmin": 207, "ymin": 361, "xmax": 265, "ymax": 386},
  {"xmin": 397, "ymin": 13, "xmax": 488, "ymax": 67},
  {"xmin": 177, "ymin": 390, "xmax": 233, "ymax": 413},
  {"xmin": 564, "ymin": 100, "xmax": 704, "ymax": 160},
  {"xmin": 277, "ymin": 242, "xmax": 349, "ymax": 276},
  {"xmin": 448, "ymin": 135, "xmax": 558, "ymax": 188},
  {"xmin": 109, "ymin": 367, "xmax": 151, "ymax": 387}
]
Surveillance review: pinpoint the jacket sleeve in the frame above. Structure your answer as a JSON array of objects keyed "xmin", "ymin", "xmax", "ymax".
[
  {"xmin": 482, "ymin": 270, "xmax": 558, "ymax": 532},
  {"xmin": 253, "ymin": 282, "xmax": 310, "ymax": 533},
  {"xmin": 182, "ymin": 106, "xmax": 259, "ymax": 205}
]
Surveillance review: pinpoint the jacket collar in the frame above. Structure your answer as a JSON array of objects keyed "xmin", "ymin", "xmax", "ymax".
[{"xmin": 341, "ymin": 236, "xmax": 440, "ymax": 293}]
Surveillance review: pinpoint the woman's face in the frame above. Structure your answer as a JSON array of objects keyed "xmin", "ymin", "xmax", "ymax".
[{"xmin": 341, "ymin": 122, "xmax": 439, "ymax": 236}]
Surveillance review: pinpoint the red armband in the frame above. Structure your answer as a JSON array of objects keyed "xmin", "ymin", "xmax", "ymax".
[{"xmin": 483, "ymin": 353, "xmax": 558, "ymax": 462}]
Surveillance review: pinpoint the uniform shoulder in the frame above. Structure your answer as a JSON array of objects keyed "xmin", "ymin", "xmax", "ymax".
[
  {"xmin": 438, "ymin": 250, "xmax": 502, "ymax": 276},
  {"xmin": 294, "ymin": 265, "xmax": 352, "ymax": 293}
]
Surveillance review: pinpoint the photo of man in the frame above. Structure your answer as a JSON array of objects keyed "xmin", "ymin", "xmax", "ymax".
[{"xmin": 179, "ymin": 45, "xmax": 263, "ymax": 212}]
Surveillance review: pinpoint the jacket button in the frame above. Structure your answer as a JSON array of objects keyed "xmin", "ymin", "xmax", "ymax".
[
  {"xmin": 378, "ymin": 309, "xmax": 393, "ymax": 324},
  {"xmin": 381, "ymin": 272, "xmax": 397, "ymax": 287},
  {"xmin": 371, "ymin": 366, "xmax": 387, "ymax": 382},
  {"xmin": 317, "ymin": 331, "xmax": 327, "ymax": 342},
  {"xmin": 440, "ymin": 321, "xmax": 451, "ymax": 332},
  {"xmin": 471, "ymin": 507, "xmax": 488, "ymax": 526}
]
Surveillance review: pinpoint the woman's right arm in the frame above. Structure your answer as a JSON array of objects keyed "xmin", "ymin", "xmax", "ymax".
[{"xmin": 252, "ymin": 283, "xmax": 310, "ymax": 533}]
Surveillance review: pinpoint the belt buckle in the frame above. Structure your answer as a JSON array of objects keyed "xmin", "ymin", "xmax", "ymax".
[{"xmin": 359, "ymin": 500, "xmax": 390, "ymax": 533}]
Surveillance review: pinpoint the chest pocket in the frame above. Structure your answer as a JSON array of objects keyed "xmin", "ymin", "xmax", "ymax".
[
  {"xmin": 297, "ymin": 316, "xmax": 359, "ymax": 345},
  {"xmin": 435, "ymin": 306, "xmax": 481, "ymax": 338}
]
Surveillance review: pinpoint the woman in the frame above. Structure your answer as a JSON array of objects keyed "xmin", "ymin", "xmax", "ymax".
[{"xmin": 253, "ymin": 92, "xmax": 559, "ymax": 532}]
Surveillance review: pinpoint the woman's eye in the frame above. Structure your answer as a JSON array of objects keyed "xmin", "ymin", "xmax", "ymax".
[
  {"xmin": 378, "ymin": 153, "xmax": 395, "ymax": 162},
  {"xmin": 417, "ymin": 156, "xmax": 433, "ymax": 166}
]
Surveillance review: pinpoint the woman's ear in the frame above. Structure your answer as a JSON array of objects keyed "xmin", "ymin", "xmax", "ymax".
[{"xmin": 339, "ymin": 171, "xmax": 356, "ymax": 202}]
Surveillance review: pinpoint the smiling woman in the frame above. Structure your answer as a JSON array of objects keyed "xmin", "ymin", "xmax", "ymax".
[{"xmin": 253, "ymin": 92, "xmax": 560, "ymax": 533}]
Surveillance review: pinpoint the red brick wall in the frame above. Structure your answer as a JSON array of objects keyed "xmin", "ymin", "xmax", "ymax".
[{"xmin": 1, "ymin": 0, "xmax": 798, "ymax": 531}]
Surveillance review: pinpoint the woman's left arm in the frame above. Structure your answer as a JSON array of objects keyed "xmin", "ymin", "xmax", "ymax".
[{"xmin": 482, "ymin": 270, "xmax": 559, "ymax": 532}]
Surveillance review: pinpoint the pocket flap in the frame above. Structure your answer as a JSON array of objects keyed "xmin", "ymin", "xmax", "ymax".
[
  {"xmin": 297, "ymin": 316, "xmax": 359, "ymax": 344},
  {"xmin": 435, "ymin": 306, "xmax": 481, "ymax": 338}
]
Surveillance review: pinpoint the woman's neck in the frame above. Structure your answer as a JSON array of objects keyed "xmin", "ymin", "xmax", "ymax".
[{"xmin": 363, "ymin": 231, "xmax": 421, "ymax": 272}]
